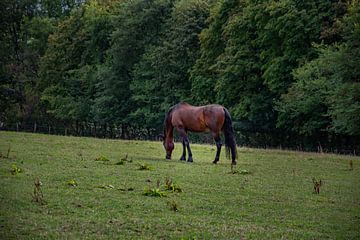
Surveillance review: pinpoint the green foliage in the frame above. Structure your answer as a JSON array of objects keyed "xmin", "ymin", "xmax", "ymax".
[
  {"xmin": 190, "ymin": 0, "xmax": 238, "ymax": 104},
  {"xmin": 115, "ymin": 154, "xmax": 133, "ymax": 165},
  {"xmin": 328, "ymin": 82, "xmax": 360, "ymax": 135},
  {"xmin": 190, "ymin": 0, "xmax": 353, "ymax": 147},
  {"xmin": 116, "ymin": 155, "xmax": 132, "ymax": 165},
  {"xmin": 67, "ymin": 179, "xmax": 78, "ymax": 187},
  {"xmin": 95, "ymin": 155, "xmax": 110, "ymax": 162},
  {"xmin": 130, "ymin": 0, "xmax": 210, "ymax": 130},
  {"xmin": 39, "ymin": 0, "xmax": 115, "ymax": 124},
  {"xmin": 10, "ymin": 164, "xmax": 22, "ymax": 175},
  {"xmin": 0, "ymin": 0, "xmax": 58, "ymax": 124},
  {"xmin": 137, "ymin": 163, "xmax": 153, "ymax": 171},
  {"xmin": 277, "ymin": 1, "xmax": 360, "ymax": 138},
  {"xmin": 96, "ymin": 0, "xmax": 174, "ymax": 128},
  {"xmin": 164, "ymin": 178, "xmax": 183, "ymax": 193},
  {"xmin": 229, "ymin": 168, "xmax": 250, "ymax": 175},
  {"xmin": 115, "ymin": 160, "xmax": 125, "ymax": 165},
  {"xmin": 144, "ymin": 178, "xmax": 182, "ymax": 197},
  {"xmin": 143, "ymin": 187, "xmax": 167, "ymax": 197},
  {"xmin": 276, "ymin": 59, "xmax": 330, "ymax": 136}
]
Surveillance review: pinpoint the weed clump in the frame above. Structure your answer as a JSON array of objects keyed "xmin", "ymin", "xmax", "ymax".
[
  {"xmin": 229, "ymin": 168, "xmax": 250, "ymax": 175},
  {"xmin": 122, "ymin": 154, "xmax": 132, "ymax": 162},
  {"xmin": 32, "ymin": 178, "xmax": 46, "ymax": 205},
  {"xmin": 143, "ymin": 187, "xmax": 166, "ymax": 197},
  {"xmin": 143, "ymin": 178, "xmax": 183, "ymax": 198},
  {"xmin": 167, "ymin": 200, "xmax": 179, "ymax": 212},
  {"xmin": 164, "ymin": 178, "xmax": 182, "ymax": 193},
  {"xmin": 138, "ymin": 163, "xmax": 153, "ymax": 170},
  {"xmin": 67, "ymin": 179, "xmax": 78, "ymax": 187},
  {"xmin": 11, "ymin": 164, "xmax": 22, "ymax": 175},
  {"xmin": 95, "ymin": 155, "xmax": 110, "ymax": 162},
  {"xmin": 116, "ymin": 154, "xmax": 133, "ymax": 165},
  {"xmin": 115, "ymin": 160, "xmax": 125, "ymax": 165},
  {"xmin": 312, "ymin": 178, "xmax": 323, "ymax": 194}
]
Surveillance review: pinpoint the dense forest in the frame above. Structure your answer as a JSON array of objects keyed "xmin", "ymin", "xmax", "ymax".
[{"xmin": 1, "ymin": 0, "xmax": 359, "ymax": 153}]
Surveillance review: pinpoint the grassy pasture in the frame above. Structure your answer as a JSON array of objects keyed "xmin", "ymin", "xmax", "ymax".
[{"xmin": 0, "ymin": 131, "xmax": 359, "ymax": 239}]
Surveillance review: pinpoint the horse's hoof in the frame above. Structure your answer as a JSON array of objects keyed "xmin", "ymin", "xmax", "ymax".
[
  {"xmin": 187, "ymin": 157, "xmax": 193, "ymax": 163},
  {"xmin": 180, "ymin": 156, "xmax": 186, "ymax": 161},
  {"xmin": 213, "ymin": 160, "xmax": 218, "ymax": 164},
  {"xmin": 231, "ymin": 160, "xmax": 237, "ymax": 165}
]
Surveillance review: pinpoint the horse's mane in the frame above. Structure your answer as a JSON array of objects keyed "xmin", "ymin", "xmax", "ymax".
[
  {"xmin": 163, "ymin": 105, "xmax": 175, "ymax": 136},
  {"xmin": 163, "ymin": 102, "xmax": 188, "ymax": 136}
]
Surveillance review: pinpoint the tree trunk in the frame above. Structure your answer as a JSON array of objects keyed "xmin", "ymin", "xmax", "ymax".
[{"xmin": 76, "ymin": 120, "xmax": 79, "ymax": 136}]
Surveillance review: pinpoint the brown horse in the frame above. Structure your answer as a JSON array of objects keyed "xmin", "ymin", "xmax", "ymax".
[{"xmin": 162, "ymin": 102, "xmax": 237, "ymax": 165}]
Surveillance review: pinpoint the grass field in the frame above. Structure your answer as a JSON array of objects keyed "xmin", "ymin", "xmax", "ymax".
[{"xmin": 1, "ymin": 131, "xmax": 359, "ymax": 239}]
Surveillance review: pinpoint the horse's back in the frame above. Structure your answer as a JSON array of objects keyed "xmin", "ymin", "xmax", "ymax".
[
  {"xmin": 171, "ymin": 103, "xmax": 225, "ymax": 132},
  {"xmin": 171, "ymin": 103, "xmax": 203, "ymax": 131}
]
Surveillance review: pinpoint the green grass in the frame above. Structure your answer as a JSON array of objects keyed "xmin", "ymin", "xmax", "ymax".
[{"xmin": 1, "ymin": 131, "xmax": 359, "ymax": 239}]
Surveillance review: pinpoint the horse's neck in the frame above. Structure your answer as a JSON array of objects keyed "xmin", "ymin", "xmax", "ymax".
[
  {"xmin": 165, "ymin": 123, "xmax": 174, "ymax": 140},
  {"xmin": 164, "ymin": 107, "xmax": 175, "ymax": 142}
]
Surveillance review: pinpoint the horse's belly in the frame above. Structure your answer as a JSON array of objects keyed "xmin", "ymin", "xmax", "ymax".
[
  {"xmin": 186, "ymin": 126, "xmax": 209, "ymax": 132},
  {"xmin": 183, "ymin": 121, "xmax": 208, "ymax": 132}
]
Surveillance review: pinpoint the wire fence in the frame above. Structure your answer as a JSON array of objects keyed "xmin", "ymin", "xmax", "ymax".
[{"xmin": 1, "ymin": 122, "xmax": 358, "ymax": 155}]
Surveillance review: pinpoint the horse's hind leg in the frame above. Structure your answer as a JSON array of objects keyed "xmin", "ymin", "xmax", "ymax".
[
  {"xmin": 185, "ymin": 138, "xmax": 193, "ymax": 162},
  {"xmin": 213, "ymin": 136, "xmax": 222, "ymax": 164}
]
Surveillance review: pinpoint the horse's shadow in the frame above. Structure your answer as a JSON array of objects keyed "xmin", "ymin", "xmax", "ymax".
[{"xmin": 133, "ymin": 154, "xmax": 231, "ymax": 167}]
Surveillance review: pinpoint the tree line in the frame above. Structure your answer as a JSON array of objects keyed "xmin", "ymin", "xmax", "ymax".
[{"xmin": 1, "ymin": 0, "xmax": 359, "ymax": 153}]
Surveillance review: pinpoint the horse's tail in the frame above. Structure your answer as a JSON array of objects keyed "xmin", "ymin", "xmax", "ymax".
[{"xmin": 223, "ymin": 108, "xmax": 237, "ymax": 162}]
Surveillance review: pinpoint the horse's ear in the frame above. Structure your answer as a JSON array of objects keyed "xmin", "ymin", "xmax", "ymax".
[{"xmin": 158, "ymin": 134, "xmax": 164, "ymax": 141}]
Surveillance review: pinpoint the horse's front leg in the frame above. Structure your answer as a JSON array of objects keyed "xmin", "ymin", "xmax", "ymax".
[{"xmin": 178, "ymin": 127, "xmax": 193, "ymax": 162}]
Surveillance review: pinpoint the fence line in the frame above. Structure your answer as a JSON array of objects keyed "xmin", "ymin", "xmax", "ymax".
[{"xmin": 1, "ymin": 122, "xmax": 358, "ymax": 155}]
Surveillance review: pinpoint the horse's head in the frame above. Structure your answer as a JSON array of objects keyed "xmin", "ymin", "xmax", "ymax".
[
  {"xmin": 162, "ymin": 136, "xmax": 174, "ymax": 159},
  {"xmin": 162, "ymin": 106, "xmax": 175, "ymax": 159}
]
